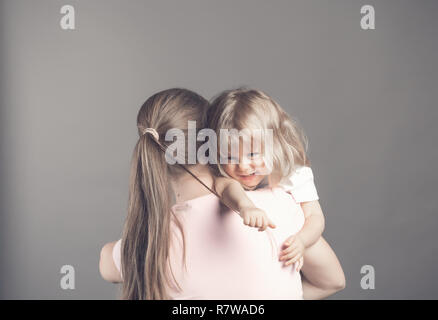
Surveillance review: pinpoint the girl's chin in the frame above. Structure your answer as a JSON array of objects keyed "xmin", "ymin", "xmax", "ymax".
[
  {"xmin": 242, "ymin": 184, "xmax": 258, "ymax": 190},
  {"xmin": 225, "ymin": 172, "xmax": 264, "ymax": 190},
  {"xmin": 238, "ymin": 177, "xmax": 262, "ymax": 190}
]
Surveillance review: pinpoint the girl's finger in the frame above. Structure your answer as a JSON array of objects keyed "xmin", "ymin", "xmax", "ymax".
[
  {"xmin": 279, "ymin": 245, "xmax": 294, "ymax": 258},
  {"xmin": 281, "ymin": 242, "xmax": 299, "ymax": 255},
  {"xmin": 295, "ymin": 257, "xmax": 304, "ymax": 272},
  {"xmin": 262, "ymin": 217, "xmax": 268, "ymax": 229},
  {"xmin": 253, "ymin": 216, "xmax": 258, "ymax": 227},
  {"xmin": 283, "ymin": 235, "xmax": 295, "ymax": 246},
  {"xmin": 259, "ymin": 220, "xmax": 267, "ymax": 232},
  {"xmin": 286, "ymin": 241, "xmax": 299, "ymax": 250},
  {"xmin": 286, "ymin": 253, "xmax": 302, "ymax": 266},
  {"xmin": 268, "ymin": 219, "xmax": 276, "ymax": 229},
  {"xmin": 282, "ymin": 249, "xmax": 301, "ymax": 262},
  {"xmin": 280, "ymin": 250, "xmax": 296, "ymax": 262}
]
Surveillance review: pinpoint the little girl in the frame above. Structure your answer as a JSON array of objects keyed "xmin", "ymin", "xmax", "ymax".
[{"xmin": 207, "ymin": 88, "xmax": 325, "ymax": 271}]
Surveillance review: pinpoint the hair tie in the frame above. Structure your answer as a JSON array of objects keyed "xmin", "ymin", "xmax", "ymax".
[{"xmin": 142, "ymin": 128, "xmax": 159, "ymax": 141}]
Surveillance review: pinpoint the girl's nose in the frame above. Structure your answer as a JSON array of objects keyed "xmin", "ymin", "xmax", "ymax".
[{"xmin": 237, "ymin": 160, "xmax": 252, "ymax": 172}]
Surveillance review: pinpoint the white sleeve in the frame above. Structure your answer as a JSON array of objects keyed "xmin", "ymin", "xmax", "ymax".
[
  {"xmin": 112, "ymin": 239, "xmax": 122, "ymax": 274},
  {"xmin": 279, "ymin": 166, "xmax": 319, "ymax": 203}
]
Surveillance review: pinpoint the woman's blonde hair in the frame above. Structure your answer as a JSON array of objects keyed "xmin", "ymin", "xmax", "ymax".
[
  {"xmin": 207, "ymin": 88, "xmax": 310, "ymax": 186},
  {"xmin": 121, "ymin": 88, "xmax": 208, "ymax": 299}
]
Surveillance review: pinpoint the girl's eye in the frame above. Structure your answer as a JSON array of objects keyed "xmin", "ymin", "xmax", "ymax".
[
  {"xmin": 221, "ymin": 156, "xmax": 237, "ymax": 163},
  {"xmin": 248, "ymin": 152, "xmax": 260, "ymax": 158}
]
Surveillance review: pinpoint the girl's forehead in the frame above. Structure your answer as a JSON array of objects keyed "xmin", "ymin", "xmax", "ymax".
[
  {"xmin": 220, "ymin": 129, "xmax": 267, "ymax": 144},
  {"xmin": 219, "ymin": 132, "xmax": 265, "ymax": 155}
]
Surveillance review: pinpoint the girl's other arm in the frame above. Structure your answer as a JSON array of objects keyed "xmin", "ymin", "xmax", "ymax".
[
  {"xmin": 279, "ymin": 166, "xmax": 324, "ymax": 265},
  {"xmin": 99, "ymin": 241, "xmax": 123, "ymax": 283},
  {"xmin": 297, "ymin": 200, "xmax": 325, "ymax": 248},
  {"xmin": 280, "ymin": 200, "xmax": 325, "ymax": 267}
]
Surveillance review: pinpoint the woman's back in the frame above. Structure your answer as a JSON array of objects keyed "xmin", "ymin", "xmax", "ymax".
[{"xmin": 113, "ymin": 188, "xmax": 304, "ymax": 299}]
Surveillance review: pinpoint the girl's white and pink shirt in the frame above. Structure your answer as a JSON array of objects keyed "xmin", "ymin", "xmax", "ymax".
[{"xmin": 112, "ymin": 166, "xmax": 319, "ymax": 299}]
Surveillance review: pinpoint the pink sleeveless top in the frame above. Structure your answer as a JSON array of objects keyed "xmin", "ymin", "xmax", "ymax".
[{"xmin": 113, "ymin": 188, "xmax": 305, "ymax": 299}]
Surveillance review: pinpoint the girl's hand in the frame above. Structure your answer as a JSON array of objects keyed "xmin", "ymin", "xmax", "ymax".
[
  {"xmin": 239, "ymin": 207, "xmax": 276, "ymax": 231},
  {"xmin": 295, "ymin": 257, "xmax": 304, "ymax": 272},
  {"xmin": 279, "ymin": 234, "xmax": 305, "ymax": 271}
]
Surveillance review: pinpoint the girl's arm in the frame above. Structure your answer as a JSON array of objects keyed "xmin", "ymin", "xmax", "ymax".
[
  {"xmin": 99, "ymin": 241, "xmax": 123, "ymax": 283},
  {"xmin": 213, "ymin": 176, "xmax": 255, "ymax": 212},
  {"xmin": 297, "ymin": 200, "xmax": 325, "ymax": 248},
  {"xmin": 279, "ymin": 166, "xmax": 325, "ymax": 265},
  {"xmin": 213, "ymin": 176, "xmax": 276, "ymax": 231},
  {"xmin": 300, "ymin": 236, "xmax": 346, "ymax": 299},
  {"xmin": 280, "ymin": 200, "xmax": 325, "ymax": 266}
]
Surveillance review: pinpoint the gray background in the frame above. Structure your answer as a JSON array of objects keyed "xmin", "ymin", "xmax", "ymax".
[{"xmin": 1, "ymin": 0, "xmax": 437, "ymax": 299}]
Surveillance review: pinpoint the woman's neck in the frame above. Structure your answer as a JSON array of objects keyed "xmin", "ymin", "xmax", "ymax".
[{"xmin": 171, "ymin": 164, "xmax": 214, "ymax": 203}]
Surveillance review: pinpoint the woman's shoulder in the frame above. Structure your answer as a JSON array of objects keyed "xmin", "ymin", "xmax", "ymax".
[{"xmin": 171, "ymin": 193, "xmax": 220, "ymax": 217}]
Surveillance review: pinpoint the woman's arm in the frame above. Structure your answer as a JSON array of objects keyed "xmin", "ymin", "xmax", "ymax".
[
  {"xmin": 300, "ymin": 236, "xmax": 346, "ymax": 299},
  {"xmin": 301, "ymin": 275, "xmax": 342, "ymax": 300},
  {"xmin": 99, "ymin": 241, "xmax": 123, "ymax": 283}
]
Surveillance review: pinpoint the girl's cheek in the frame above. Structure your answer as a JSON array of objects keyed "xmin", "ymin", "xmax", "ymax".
[
  {"xmin": 253, "ymin": 158, "xmax": 265, "ymax": 167},
  {"xmin": 255, "ymin": 175, "xmax": 268, "ymax": 186},
  {"xmin": 253, "ymin": 159, "xmax": 269, "ymax": 174},
  {"xmin": 222, "ymin": 165, "xmax": 234, "ymax": 177}
]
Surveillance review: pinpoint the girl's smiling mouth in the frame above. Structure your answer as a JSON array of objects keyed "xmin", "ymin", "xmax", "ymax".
[{"xmin": 237, "ymin": 172, "xmax": 261, "ymax": 183}]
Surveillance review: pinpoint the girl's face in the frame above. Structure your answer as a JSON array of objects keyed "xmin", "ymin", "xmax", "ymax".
[{"xmin": 221, "ymin": 137, "xmax": 268, "ymax": 190}]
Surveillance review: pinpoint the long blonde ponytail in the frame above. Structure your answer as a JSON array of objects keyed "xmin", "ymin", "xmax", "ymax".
[{"xmin": 120, "ymin": 89, "xmax": 208, "ymax": 299}]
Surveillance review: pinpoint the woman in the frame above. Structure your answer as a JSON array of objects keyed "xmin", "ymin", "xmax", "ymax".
[{"xmin": 99, "ymin": 88, "xmax": 345, "ymax": 299}]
